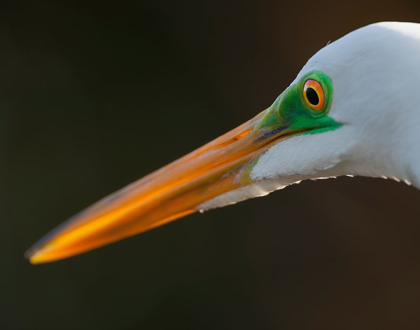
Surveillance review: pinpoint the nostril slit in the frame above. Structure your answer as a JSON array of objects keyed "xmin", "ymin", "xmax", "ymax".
[
  {"xmin": 213, "ymin": 128, "xmax": 252, "ymax": 149},
  {"xmin": 236, "ymin": 129, "xmax": 252, "ymax": 140},
  {"xmin": 194, "ymin": 128, "xmax": 252, "ymax": 158}
]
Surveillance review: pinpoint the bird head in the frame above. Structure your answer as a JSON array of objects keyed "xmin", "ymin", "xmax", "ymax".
[{"xmin": 26, "ymin": 22, "xmax": 420, "ymax": 263}]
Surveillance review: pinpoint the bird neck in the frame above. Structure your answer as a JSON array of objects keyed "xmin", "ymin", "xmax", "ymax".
[{"xmin": 341, "ymin": 114, "xmax": 420, "ymax": 189}]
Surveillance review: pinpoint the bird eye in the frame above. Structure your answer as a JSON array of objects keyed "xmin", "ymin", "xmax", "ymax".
[{"xmin": 303, "ymin": 79, "xmax": 325, "ymax": 111}]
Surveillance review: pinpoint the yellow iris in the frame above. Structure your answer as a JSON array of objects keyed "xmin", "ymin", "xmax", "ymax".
[{"xmin": 303, "ymin": 79, "xmax": 325, "ymax": 111}]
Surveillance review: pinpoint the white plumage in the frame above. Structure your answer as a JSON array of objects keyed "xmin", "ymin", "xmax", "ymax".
[{"xmin": 200, "ymin": 22, "xmax": 420, "ymax": 211}]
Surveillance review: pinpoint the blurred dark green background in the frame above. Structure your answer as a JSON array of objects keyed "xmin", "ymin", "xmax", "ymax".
[{"xmin": 3, "ymin": 1, "xmax": 420, "ymax": 329}]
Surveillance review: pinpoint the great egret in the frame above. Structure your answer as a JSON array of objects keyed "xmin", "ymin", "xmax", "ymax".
[{"xmin": 26, "ymin": 21, "xmax": 420, "ymax": 264}]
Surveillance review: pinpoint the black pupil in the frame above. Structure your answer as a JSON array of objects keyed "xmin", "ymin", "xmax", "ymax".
[{"xmin": 306, "ymin": 87, "xmax": 319, "ymax": 106}]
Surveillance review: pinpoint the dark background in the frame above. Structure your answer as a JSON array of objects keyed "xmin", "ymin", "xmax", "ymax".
[{"xmin": 2, "ymin": 1, "xmax": 420, "ymax": 329}]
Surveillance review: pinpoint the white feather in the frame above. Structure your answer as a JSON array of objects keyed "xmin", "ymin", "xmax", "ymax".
[{"xmin": 197, "ymin": 22, "xmax": 420, "ymax": 212}]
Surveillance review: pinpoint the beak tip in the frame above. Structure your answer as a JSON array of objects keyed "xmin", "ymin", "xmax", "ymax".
[
  {"xmin": 25, "ymin": 244, "xmax": 52, "ymax": 265},
  {"xmin": 27, "ymin": 253, "xmax": 48, "ymax": 265},
  {"xmin": 24, "ymin": 249, "xmax": 38, "ymax": 265}
]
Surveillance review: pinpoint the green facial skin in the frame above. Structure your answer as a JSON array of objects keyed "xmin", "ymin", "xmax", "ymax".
[
  {"xmin": 239, "ymin": 71, "xmax": 342, "ymax": 183},
  {"xmin": 257, "ymin": 70, "xmax": 341, "ymax": 135}
]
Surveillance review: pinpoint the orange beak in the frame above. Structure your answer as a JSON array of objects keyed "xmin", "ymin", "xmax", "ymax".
[{"xmin": 26, "ymin": 104, "xmax": 302, "ymax": 264}]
